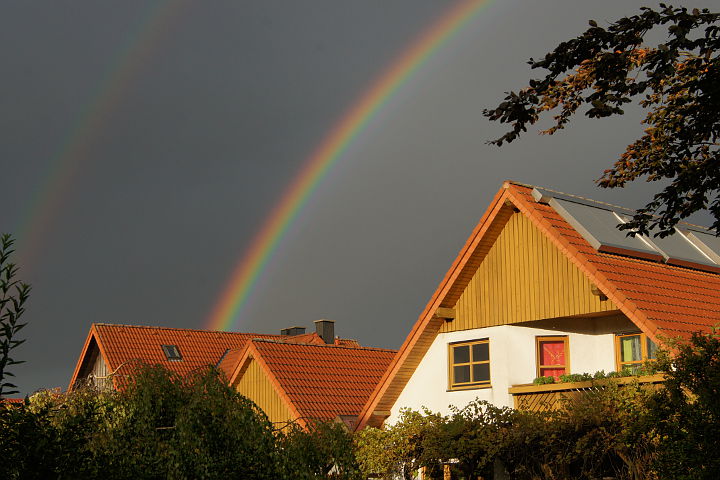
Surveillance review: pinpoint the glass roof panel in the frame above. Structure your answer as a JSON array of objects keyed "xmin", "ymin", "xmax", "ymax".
[
  {"xmin": 550, "ymin": 198, "xmax": 662, "ymax": 261},
  {"xmin": 685, "ymin": 229, "xmax": 720, "ymax": 264}
]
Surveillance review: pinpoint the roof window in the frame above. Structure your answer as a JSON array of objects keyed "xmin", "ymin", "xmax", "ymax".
[{"xmin": 161, "ymin": 344, "xmax": 182, "ymax": 361}]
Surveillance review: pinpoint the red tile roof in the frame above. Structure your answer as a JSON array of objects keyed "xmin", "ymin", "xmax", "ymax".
[
  {"xmin": 92, "ymin": 324, "xmax": 281, "ymax": 379},
  {"xmin": 232, "ymin": 339, "xmax": 396, "ymax": 424},
  {"xmin": 70, "ymin": 323, "xmax": 365, "ymax": 390},
  {"xmin": 355, "ymin": 181, "xmax": 720, "ymax": 430}
]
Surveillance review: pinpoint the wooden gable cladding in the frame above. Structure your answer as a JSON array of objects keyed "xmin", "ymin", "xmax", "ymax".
[
  {"xmin": 441, "ymin": 212, "xmax": 616, "ymax": 332},
  {"xmin": 235, "ymin": 358, "xmax": 293, "ymax": 426},
  {"xmin": 440, "ymin": 203, "xmax": 515, "ymax": 308}
]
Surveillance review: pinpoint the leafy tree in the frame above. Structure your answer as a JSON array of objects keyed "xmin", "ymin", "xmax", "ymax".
[
  {"xmin": 169, "ymin": 367, "xmax": 280, "ymax": 480},
  {"xmin": 0, "ymin": 233, "xmax": 31, "ymax": 398},
  {"xmin": 649, "ymin": 331, "xmax": 720, "ymax": 479},
  {"xmin": 484, "ymin": 4, "xmax": 720, "ymax": 236},
  {"xmin": 1, "ymin": 365, "xmax": 284, "ymax": 480},
  {"xmin": 421, "ymin": 400, "xmax": 514, "ymax": 480},
  {"xmin": 498, "ymin": 382, "xmax": 657, "ymax": 480},
  {"xmin": 355, "ymin": 408, "xmax": 443, "ymax": 480},
  {"xmin": 278, "ymin": 419, "xmax": 361, "ymax": 479},
  {"xmin": 0, "ymin": 396, "xmax": 58, "ymax": 480}
]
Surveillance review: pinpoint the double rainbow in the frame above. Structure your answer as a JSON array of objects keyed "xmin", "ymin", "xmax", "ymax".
[
  {"xmin": 15, "ymin": 0, "xmax": 191, "ymax": 267},
  {"xmin": 205, "ymin": 0, "xmax": 492, "ymax": 331}
]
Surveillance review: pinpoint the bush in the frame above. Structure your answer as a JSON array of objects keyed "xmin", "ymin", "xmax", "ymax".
[
  {"xmin": 649, "ymin": 332, "xmax": 720, "ymax": 480},
  {"xmin": 278, "ymin": 419, "xmax": 360, "ymax": 479}
]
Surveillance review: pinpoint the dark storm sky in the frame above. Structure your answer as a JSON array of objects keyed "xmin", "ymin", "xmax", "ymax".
[{"xmin": 2, "ymin": 1, "xmax": 714, "ymax": 395}]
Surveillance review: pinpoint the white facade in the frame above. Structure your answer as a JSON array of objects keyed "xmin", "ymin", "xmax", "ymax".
[{"xmin": 387, "ymin": 315, "xmax": 634, "ymax": 424}]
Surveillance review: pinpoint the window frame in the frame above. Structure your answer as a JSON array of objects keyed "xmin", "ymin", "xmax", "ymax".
[
  {"xmin": 535, "ymin": 335, "xmax": 570, "ymax": 379},
  {"xmin": 161, "ymin": 344, "xmax": 182, "ymax": 361},
  {"xmin": 614, "ymin": 332, "xmax": 656, "ymax": 372},
  {"xmin": 448, "ymin": 338, "xmax": 491, "ymax": 391}
]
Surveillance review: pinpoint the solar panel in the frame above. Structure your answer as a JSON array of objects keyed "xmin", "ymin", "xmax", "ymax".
[
  {"xmin": 534, "ymin": 186, "xmax": 720, "ymax": 272},
  {"xmin": 549, "ymin": 197, "xmax": 663, "ymax": 261},
  {"xmin": 609, "ymin": 213, "xmax": 719, "ymax": 272},
  {"xmin": 685, "ymin": 229, "xmax": 720, "ymax": 265}
]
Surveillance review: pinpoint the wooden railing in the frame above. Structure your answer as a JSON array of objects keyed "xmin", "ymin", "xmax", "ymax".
[{"xmin": 508, "ymin": 374, "xmax": 665, "ymax": 412}]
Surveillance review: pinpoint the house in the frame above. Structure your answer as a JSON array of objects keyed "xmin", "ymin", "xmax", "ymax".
[
  {"xmin": 69, "ymin": 323, "xmax": 285, "ymax": 391},
  {"xmin": 356, "ymin": 181, "xmax": 720, "ymax": 429},
  {"xmin": 69, "ymin": 320, "xmax": 396, "ymax": 428},
  {"xmin": 219, "ymin": 325, "xmax": 396, "ymax": 429}
]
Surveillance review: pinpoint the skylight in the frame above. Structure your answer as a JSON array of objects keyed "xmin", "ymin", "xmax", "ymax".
[{"xmin": 161, "ymin": 344, "xmax": 182, "ymax": 361}]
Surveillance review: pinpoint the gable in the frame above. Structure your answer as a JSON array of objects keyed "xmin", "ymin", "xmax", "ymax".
[
  {"xmin": 442, "ymin": 212, "xmax": 617, "ymax": 333},
  {"xmin": 71, "ymin": 337, "xmax": 111, "ymax": 389},
  {"xmin": 235, "ymin": 357, "xmax": 294, "ymax": 426}
]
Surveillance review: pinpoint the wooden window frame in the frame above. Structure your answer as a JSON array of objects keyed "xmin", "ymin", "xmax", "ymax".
[
  {"xmin": 448, "ymin": 339, "xmax": 490, "ymax": 391},
  {"xmin": 615, "ymin": 332, "xmax": 656, "ymax": 372},
  {"xmin": 535, "ymin": 336, "xmax": 570, "ymax": 379}
]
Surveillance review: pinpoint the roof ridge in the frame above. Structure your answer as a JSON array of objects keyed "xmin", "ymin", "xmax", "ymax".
[
  {"xmin": 92, "ymin": 323, "xmax": 283, "ymax": 336},
  {"xmin": 251, "ymin": 337, "xmax": 397, "ymax": 353},
  {"xmin": 508, "ymin": 181, "xmax": 712, "ymax": 231},
  {"xmin": 507, "ymin": 181, "xmax": 637, "ymax": 213}
]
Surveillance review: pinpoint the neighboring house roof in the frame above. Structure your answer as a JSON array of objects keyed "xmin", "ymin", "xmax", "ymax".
[
  {"xmin": 355, "ymin": 181, "xmax": 720, "ymax": 430},
  {"xmin": 69, "ymin": 323, "xmax": 363, "ymax": 390},
  {"xmin": 216, "ymin": 335, "xmax": 361, "ymax": 379},
  {"xmin": 227, "ymin": 339, "xmax": 396, "ymax": 428}
]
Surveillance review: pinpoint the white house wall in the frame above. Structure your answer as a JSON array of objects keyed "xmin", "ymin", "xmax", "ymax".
[{"xmin": 387, "ymin": 322, "xmax": 621, "ymax": 425}]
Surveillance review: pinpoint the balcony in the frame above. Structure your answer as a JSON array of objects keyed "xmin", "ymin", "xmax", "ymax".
[{"xmin": 508, "ymin": 373, "xmax": 665, "ymax": 412}]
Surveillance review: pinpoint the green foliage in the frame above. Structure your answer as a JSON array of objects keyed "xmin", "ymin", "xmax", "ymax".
[
  {"xmin": 0, "ymin": 233, "xmax": 31, "ymax": 398},
  {"xmin": 421, "ymin": 400, "xmax": 516, "ymax": 479},
  {"xmin": 648, "ymin": 331, "xmax": 720, "ymax": 479},
  {"xmin": 355, "ymin": 408, "xmax": 442, "ymax": 480},
  {"xmin": 484, "ymin": 5, "xmax": 720, "ymax": 236},
  {"xmin": 1, "ymin": 365, "xmax": 282, "ymax": 479},
  {"xmin": 0, "ymin": 396, "xmax": 59, "ymax": 479},
  {"xmin": 278, "ymin": 419, "xmax": 361, "ymax": 479},
  {"xmin": 502, "ymin": 381, "xmax": 658, "ymax": 480},
  {"xmin": 558, "ymin": 372, "xmax": 594, "ymax": 383},
  {"xmin": 533, "ymin": 365, "xmax": 660, "ymax": 385},
  {"xmin": 532, "ymin": 375, "xmax": 555, "ymax": 385}
]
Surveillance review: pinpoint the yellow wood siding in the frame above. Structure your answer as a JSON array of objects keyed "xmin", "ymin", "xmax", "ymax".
[
  {"xmin": 235, "ymin": 358, "xmax": 294, "ymax": 426},
  {"xmin": 441, "ymin": 213, "xmax": 616, "ymax": 332}
]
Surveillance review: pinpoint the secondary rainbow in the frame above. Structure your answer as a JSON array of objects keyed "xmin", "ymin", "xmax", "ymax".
[
  {"xmin": 206, "ymin": 0, "xmax": 493, "ymax": 331},
  {"xmin": 14, "ymin": 0, "xmax": 190, "ymax": 267}
]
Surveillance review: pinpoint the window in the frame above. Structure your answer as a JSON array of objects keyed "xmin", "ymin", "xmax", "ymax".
[
  {"xmin": 536, "ymin": 336, "xmax": 569, "ymax": 380},
  {"xmin": 615, "ymin": 333, "xmax": 657, "ymax": 373},
  {"xmin": 161, "ymin": 344, "xmax": 182, "ymax": 361},
  {"xmin": 449, "ymin": 339, "xmax": 490, "ymax": 390}
]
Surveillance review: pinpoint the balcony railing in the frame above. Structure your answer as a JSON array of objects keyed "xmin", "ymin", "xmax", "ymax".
[{"xmin": 508, "ymin": 374, "xmax": 665, "ymax": 412}]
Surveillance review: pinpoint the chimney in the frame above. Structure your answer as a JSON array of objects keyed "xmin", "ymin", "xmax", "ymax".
[
  {"xmin": 314, "ymin": 319, "xmax": 335, "ymax": 344},
  {"xmin": 280, "ymin": 326, "xmax": 306, "ymax": 336}
]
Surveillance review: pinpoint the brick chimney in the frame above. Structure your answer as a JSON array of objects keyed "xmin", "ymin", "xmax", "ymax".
[
  {"xmin": 280, "ymin": 326, "xmax": 306, "ymax": 336},
  {"xmin": 314, "ymin": 319, "xmax": 335, "ymax": 344}
]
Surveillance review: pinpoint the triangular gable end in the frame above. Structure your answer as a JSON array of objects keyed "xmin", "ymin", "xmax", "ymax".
[
  {"xmin": 68, "ymin": 325, "xmax": 112, "ymax": 391},
  {"xmin": 440, "ymin": 206, "xmax": 618, "ymax": 333},
  {"xmin": 355, "ymin": 181, "xmax": 654, "ymax": 430},
  {"xmin": 229, "ymin": 343, "xmax": 304, "ymax": 429}
]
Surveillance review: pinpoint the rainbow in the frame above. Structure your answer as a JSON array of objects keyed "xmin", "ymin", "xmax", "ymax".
[
  {"xmin": 206, "ymin": 0, "xmax": 492, "ymax": 331},
  {"xmin": 14, "ymin": 0, "xmax": 191, "ymax": 267}
]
